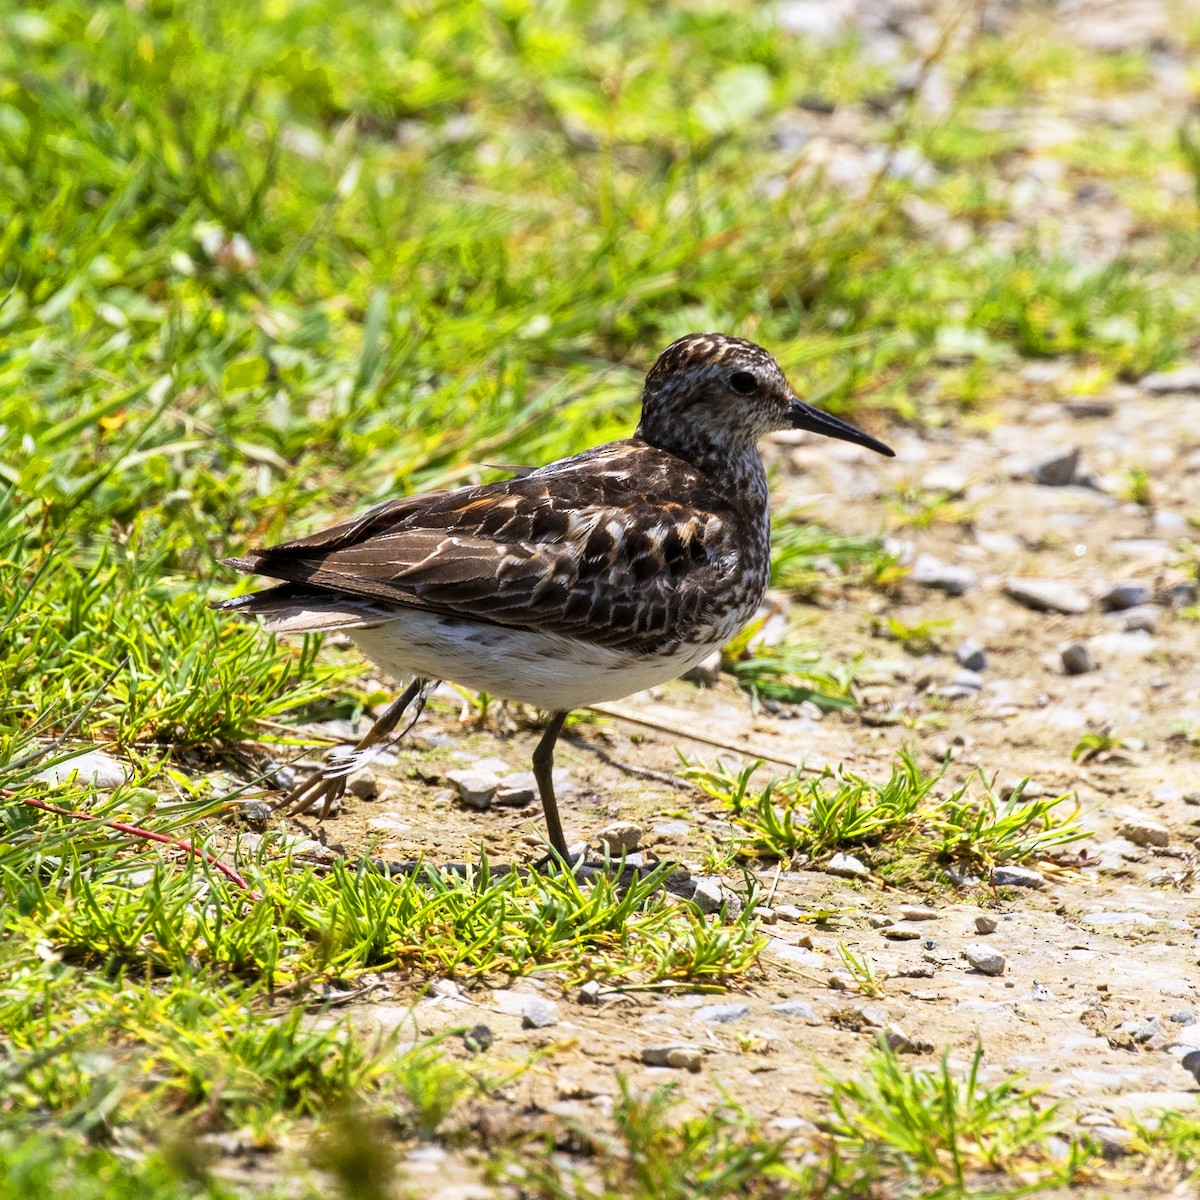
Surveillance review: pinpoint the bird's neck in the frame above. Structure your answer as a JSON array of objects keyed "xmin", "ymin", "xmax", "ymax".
[{"xmin": 638, "ymin": 432, "xmax": 770, "ymax": 514}]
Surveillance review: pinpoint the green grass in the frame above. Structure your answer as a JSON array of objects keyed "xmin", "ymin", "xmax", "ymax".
[{"xmin": 683, "ymin": 751, "xmax": 1085, "ymax": 881}]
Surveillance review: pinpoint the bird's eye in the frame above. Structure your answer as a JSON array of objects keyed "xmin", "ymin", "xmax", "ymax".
[{"xmin": 729, "ymin": 371, "xmax": 757, "ymax": 395}]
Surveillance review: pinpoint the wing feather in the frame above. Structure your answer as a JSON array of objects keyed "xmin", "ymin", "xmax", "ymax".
[{"xmin": 222, "ymin": 443, "xmax": 743, "ymax": 653}]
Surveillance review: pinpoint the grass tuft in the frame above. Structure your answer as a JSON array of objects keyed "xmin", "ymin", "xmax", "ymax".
[{"xmin": 683, "ymin": 750, "xmax": 1085, "ymax": 881}]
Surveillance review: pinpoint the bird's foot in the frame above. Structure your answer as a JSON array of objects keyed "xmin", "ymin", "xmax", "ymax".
[{"xmin": 280, "ymin": 763, "xmax": 350, "ymax": 818}]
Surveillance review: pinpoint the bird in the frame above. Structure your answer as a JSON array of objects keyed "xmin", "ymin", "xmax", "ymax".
[{"xmin": 216, "ymin": 333, "xmax": 894, "ymax": 862}]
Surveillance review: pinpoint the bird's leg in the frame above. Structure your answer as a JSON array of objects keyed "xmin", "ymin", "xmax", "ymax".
[
  {"xmin": 531, "ymin": 710, "xmax": 571, "ymax": 861},
  {"xmin": 285, "ymin": 678, "xmax": 437, "ymax": 818}
]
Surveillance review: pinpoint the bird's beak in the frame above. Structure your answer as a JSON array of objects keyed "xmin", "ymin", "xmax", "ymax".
[{"xmin": 787, "ymin": 396, "xmax": 895, "ymax": 458}]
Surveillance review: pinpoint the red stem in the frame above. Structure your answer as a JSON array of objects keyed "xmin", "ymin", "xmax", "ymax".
[{"xmin": 12, "ymin": 793, "xmax": 263, "ymax": 901}]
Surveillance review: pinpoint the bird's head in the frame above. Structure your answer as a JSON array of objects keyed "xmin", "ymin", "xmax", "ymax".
[{"xmin": 636, "ymin": 332, "xmax": 894, "ymax": 464}]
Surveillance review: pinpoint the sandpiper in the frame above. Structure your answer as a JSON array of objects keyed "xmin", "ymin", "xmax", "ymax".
[{"xmin": 218, "ymin": 333, "xmax": 893, "ymax": 859}]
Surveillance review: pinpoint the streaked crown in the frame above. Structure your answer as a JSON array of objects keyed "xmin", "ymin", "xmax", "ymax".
[{"xmin": 635, "ymin": 332, "xmax": 894, "ymax": 471}]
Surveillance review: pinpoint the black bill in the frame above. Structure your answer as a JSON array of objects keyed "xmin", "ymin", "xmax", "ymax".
[{"xmin": 787, "ymin": 397, "xmax": 895, "ymax": 458}]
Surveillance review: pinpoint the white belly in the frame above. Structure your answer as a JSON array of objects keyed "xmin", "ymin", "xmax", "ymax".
[{"xmin": 348, "ymin": 610, "xmax": 717, "ymax": 711}]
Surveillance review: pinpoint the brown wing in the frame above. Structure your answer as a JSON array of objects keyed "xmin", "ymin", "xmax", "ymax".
[{"xmin": 224, "ymin": 442, "xmax": 739, "ymax": 653}]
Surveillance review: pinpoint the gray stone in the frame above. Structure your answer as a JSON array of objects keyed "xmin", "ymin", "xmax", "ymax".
[
  {"xmin": 952, "ymin": 669, "xmax": 984, "ymax": 691},
  {"xmin": 975, "ymin": 915, "xmax": 998, "ymax": 934},
  {"xmin": 934, "ymin": 684, "xmax": 979, "ymax": 701},
  {"xmin": 1065, "ymin": 397, "xmax": 1114, "ymax": 418},
  {"xmin": 868, "ymin": 914, "xmax": 893, "ymax": 928},
  {"xmin": 911, "ymin": 554, "xmax": 976, "ymax": 596},
  {"xmin": 683, "ymin": 649, "xmax": 723, "ymax": 686},
  {"xmin": 963, "ymin": 945, "xmax": 1006, "ymax": 976},
  {"xmin": 826, "ymin": 853, "xmax": 869, "ymax": 879},
  {"xmin": 1123, "ymin": 605, "xmax": 1162, "ymax": 633},
  {"xmin": 1166, "ymin": 581, "xmax": 1198, "ymax": 608},
  {"xmin": 1099, "ymin": 581, "xmax": 1151, "ymax": 611},
  {"xmin": 1134, "ymin": 1016, "xmax": 1162, "ymax": 1043},
  {"xmin": 1140, "ymin": 365, "xmax": 1200, "ymax": 393},
  {"xmin": 691, "ymin": 877, "xmax": 742, "ymax": 918},
  {"xmin": 775, "ymin": 905, "xmax": 806, "ymax": 922},
  {"xmin": 577, "ymin": 981, "xmax": 602, "ymax": 1005},
  {"xmin": 898, "ymin": 905, "xmax": 938, "ymax": 921},
  {"xmin": 955, "ymin": 640, "xmax": 987, "ymax": 671},
  {"xmin": 1118, "ymin": 816, "xmax": 1169, "ymax": 848},
  {"xmin": 494, "ymin": 771, "xmax": 537, "ymax": 807},
  {"xmin": 883, "ymin": 1024, "xmax": 925, "ymax": 1054},
  {"xmin": 1031, "ymin": 446, "xmax": 1081, "ymax": 486},
  {"xmin": 752, "ymin": 906, "xmax": 777, "ymax": 924},
  {"xmin": 1003, "ymin": 578, "xmax": 1090, "ymax": 614},
  {"xmin": 1061, "ymin": 641, "xmax": 1093, "ymax": 676},
  {"xmin": 884, "ymin": 927, "xmax": 922, "ymax": 941},
  {"xmin": 992, "ymin": 865, "xmax": 1044, "ymax": 889},
  {"xmin": 348, "ymin": 772, "xmax": 378, "ymax": 800},
  {"xmin": 1170, "ymin": 1011, "xmax": 1196, "ymax": 1026},
  {"xmin": 770, "ymin": 999, "xmax": 821, "ymax": 1023},
  {"xmin": 596, "ymin": 820, "xmax": 642, "ymax": 855},
  {"xmin": 642, "ymin": 1044, "xmax": 702, "ymax": 1071},
  {"xmin": 34, "ymin": 749, "xmax": 130, "ymax": 791},
  {"xmin": 444, "ymin": 768, "xmax": 501, "ymax": 810},
  {"xmin": 653, "ymin": 820, "xmax": 691, "ymax": 837},
  {"xmin": 695, "ymin": 1003, "xmax": 750, "ymax": 1024},
  {"xmin": 1091, "ymin": 1125, "xmax": 1135, "ymax": 1159},
  {"xmin": 520, "ymin": 997, "xmax": 559, "ymax": 1029}
]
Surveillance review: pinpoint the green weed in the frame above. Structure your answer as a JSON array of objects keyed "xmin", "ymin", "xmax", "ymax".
[{"xmin": 682, "ymin": 751, "xmax": 1084, "ymax": 880}]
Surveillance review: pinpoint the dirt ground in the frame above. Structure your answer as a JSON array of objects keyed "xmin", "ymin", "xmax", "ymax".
[{"xmin": 256, "ymin": 372, "xmax": 1200, "ymax": 1198}]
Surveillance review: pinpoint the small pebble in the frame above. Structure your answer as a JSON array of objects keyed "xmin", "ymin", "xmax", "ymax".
[
  {"xmin": 826, "ymin": 853, "xmax": 869, "ymax": 879},
  {"xmin": 1140, "ymin": 365, "xmax": 1200, "ymax": 393},
  {"xmin": 911, "ymin": 554, "xmax": 976, "ymax": 596},
  {"xmin": 955, "ymin": 639, "xmax": 987, "ymax": 671},
  {"xmin": 962, "ymin": 945, "xmax": 1006, "ymax": 976},
  {"xmin": 883, "ymin": 1024, "xmax": 926, "ymax": 1054},
  {"xmin": 348, "ymin": 772, "xmax": 378, "ymax": 800},
  {"xmin": 1118, "ymin": 816, "xmax": 1169, "ymax": 848},
  {"xmin": 683, "ymin": 649, "xmax": 724, "ymax": 686},
  {"xmin": 1061, "ymin": 641, "xmax": 1093, "ymax": 675},
  {"xmin": 596, "ymin": 820, "xmax": 642, "ymax": 855},
  {"xmin": 1098, "ymin": 581, "xmax": 1150, "ymax": 612},
  {"xmin": 494, "ymin": 771, "xmax": 537, "ymax": 806},
  {"xmin": 462, "ymin": 1024, "xmax": 493, "ymax": 1053},
  {"xmin": 444, "ymin": 768, "xmax": 501, "ymax": 810},
  {"xmin": 753, "ymin": 906, "xmax": 778, "ymax": 924},
  {"xmin": 992, "ymin": 865, "xmax": 1044, "ymax": 889},
  {"xmin": 577, "ymin": 981, "xmax": 602, "ymax": 1006},
  {"xmin": 520, "ymin": 997, "xmax": 559, "ymax": 1029},
  {"xmin": 975, "ymin": 915, "xmax": 998, "ymax": 935},
  {"xmin": 884, "ymin": 928, "xmax": 922, "ymax": 941},
  {"xmin": 1030, "ymin": 446, "xmax": 1080, "ymax": 486},
  {"xmin": 775, "ymin": 905, "xmax": 806, "ymax": 922},
  {"xmin": 694, "ymin": 1003, "xmax": 750, "ymax": 1024},
  {"xmin": 1004, "ymin": 578, "xmax": 1090, "ymax": 615},
  {"xmin": 34, "ymin": 749, "xmax": 130, "ymax": 790},
  {"xmin": 898, "ymin": 905, "xmax": 937, "ymax": 921},
  {"xmin": 770, "ymin": 999, "xmax": 821, "ymax": 1023},
  {"xmin": 868, "ymin": 914, "xmax": 894, "ymax": 928},
  {"xmin": 1123, "ymin": 605, "xmax": 1162, "ymax": 633},
  {"xmin": 642, "ymin": 1044, "xmax": 702, "ymax": 1072}
]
